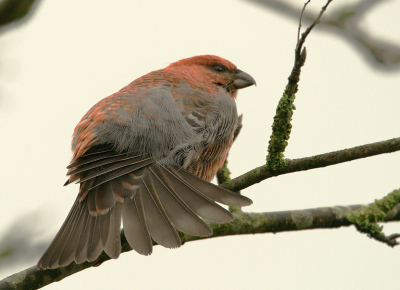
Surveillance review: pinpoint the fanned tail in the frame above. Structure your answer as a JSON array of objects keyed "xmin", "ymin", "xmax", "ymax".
[{"xmin": 37, "ymin": 149, "xmax": 252, "ymax": 270}]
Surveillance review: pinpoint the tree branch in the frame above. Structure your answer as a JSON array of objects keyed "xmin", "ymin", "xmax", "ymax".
[
  {"xmin": 266, "ymin": 0, "xmax": 332, "ymax": 171},
  {"xmin": 0, "ymin": 0, "xmax": 37, "ymax": 27},
  {"xmin": 2, "ymin": 196, "xmax": 400, "ymax": 290},
  {"xmin": 243, "ymin": 0, "xmax": 400, "ymax": 68},
  {"xmin": 222, "ymin": 136, "xmax": 400, "ymax": 192},
  {"xmin": 347, "ymin": 188, "xmax": 400, "ymax": 247}
]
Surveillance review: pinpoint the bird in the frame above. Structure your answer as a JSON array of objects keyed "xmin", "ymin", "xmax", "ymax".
[{"xmin": 36, "ymin": 55, "xmax": 256, "ymax": 270}]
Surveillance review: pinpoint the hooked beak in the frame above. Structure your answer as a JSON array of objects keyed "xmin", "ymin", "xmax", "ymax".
[{"xmin": 232, "ymin": 69, "xmax": 256, "ymax": 89}]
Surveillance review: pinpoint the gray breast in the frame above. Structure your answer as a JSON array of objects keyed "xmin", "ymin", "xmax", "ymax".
[{"xmin": 175, "ymin": 89, "xmax": 238, "ymax": 168}]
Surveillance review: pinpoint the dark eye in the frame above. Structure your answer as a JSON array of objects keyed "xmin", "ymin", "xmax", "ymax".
[{"xmin": 214, "ymin": 65, "xmax": 224, "ymax": 72}]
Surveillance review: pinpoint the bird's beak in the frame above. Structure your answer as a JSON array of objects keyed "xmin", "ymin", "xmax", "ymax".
[{"xmin": 232, "ymin": 69, "xmax": 256, "ymax": 89}]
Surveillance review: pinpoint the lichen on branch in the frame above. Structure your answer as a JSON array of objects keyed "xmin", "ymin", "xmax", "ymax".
[
  {"xmin": 346, "ymin": 188, "xmax": 400, "ymax": 246},
  {"xmin": 265, "ymin": 0, "xmax": 331, "ymax": 171},
  {"xmin": 266, "ymin": 89, "xmax": 296, "ymax": 171}
]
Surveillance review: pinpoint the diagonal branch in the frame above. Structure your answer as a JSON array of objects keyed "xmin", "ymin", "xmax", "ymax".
[
  {"xmin": 2, "ymin": 198, "xmax": 400, "ymax": 290},
  {"xmin": 222, "ymin": 137, "xmax": 400, "ymax": 192}
]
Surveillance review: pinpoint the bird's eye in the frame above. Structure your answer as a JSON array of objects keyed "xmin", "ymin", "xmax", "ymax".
[{"xmin": 214, "ymin": 65, "xmax": 224, "ymax": 72}]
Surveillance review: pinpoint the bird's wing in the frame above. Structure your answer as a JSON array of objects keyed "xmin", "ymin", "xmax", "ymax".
[
  {"xmin": 71, "ymin": 86, "xmax": 199, "ymax": 162},
  {"xmin": 37, "ymin": 87, "xmax": 252, "ymax": 270}
]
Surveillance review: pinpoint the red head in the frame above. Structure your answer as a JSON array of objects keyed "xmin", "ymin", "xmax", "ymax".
[{"xmin": 164, "ymin": 55, "xmax": 256, "ymax": 95}]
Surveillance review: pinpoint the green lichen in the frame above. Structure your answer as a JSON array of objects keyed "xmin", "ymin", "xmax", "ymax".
[
  {"xmin": 216, "ymin": 159, "xmax": 231, "ymax": 185},
  {"xmin": 204, "ymin": 212, "xmax": 283, "ymax": 237},
  {"xmin": 346, "ymin": 189, "xmax": 400, "ymax": 234},
  {"xmin": 266, "ymin": 87, "xmax": 296, "ymax": 172},
  {"xmin": 261, "ymin": 215, "xmax": 282, "ymax": 233},
  {"xmin": 0, "ymin": 247, "xmax": 13, "ymax": 259}
]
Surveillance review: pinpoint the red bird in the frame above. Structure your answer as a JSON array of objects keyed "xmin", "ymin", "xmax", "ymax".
[{"xmin": 37, "ymin": 55, "xmax": 256, "ymax": 269}]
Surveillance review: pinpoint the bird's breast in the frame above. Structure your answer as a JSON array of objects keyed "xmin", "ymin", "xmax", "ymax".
[{"xmin": 183, "ymin": 90, "xmax": 238, "ymax": 181}]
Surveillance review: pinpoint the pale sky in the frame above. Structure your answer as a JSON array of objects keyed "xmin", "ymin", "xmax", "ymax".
[{"xmin": 1, "ymin": 0, "xmax": 400, "ymax": 289}]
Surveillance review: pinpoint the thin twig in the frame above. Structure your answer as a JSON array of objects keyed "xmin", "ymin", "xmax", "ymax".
[
  {"xmin": 243, "ymin": 0, "xmax": 400, "ymax": 67},
  {"xmin": 296, "ymin": 0, "xmax": 333, "ymax": 60},
  {"xmin": 297, "ymin": 0, "xmax": 311, "ymax": 44}
]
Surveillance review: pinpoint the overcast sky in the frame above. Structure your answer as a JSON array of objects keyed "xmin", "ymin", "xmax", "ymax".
[{"xmin": 1, "ymin": 0, "xmax": 400, "ymax": 289}]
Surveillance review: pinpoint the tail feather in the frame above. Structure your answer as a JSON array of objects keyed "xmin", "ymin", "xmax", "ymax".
[
  {"xmin": 84, "ymin": 212, "xmax": 99, "ymax": 261},
  {"xmin": 87, "ymin": 188, "xmax": 97, "ymax": 214},
  {"xmin": 36, "ymin": 197, "xmax": 80, "ymax": 269},
  {"xmin": 37, "ymin": 150, "xmax": 253, "ymax": 270},
  {"xmin": 74, "ymin": 201, "xmax": 92, "ymax": 264},
  {"xmin": 148, "ymin": 166, "xmax": 212, "ymax": 236},
  {"xmin": 171, "ymin": 165, "xmax": 252, "ymax": 206},
  {"xmin": 122, "ymin": 191, "xmax": 152, "ymax": 255},
  {"xmin": 57, "ymin": 197, "xmax": 88, "ymax": 267},
  {"xmin": 141, "ymin": 173, "xmax": 181, "ymax": 249},
  {"xmin": 110, "ymin": 177, "xmax": 132, "ymax": 201},
  {"xmin": 87, "ymin": 214, "xmax": 106, "ymax": 262},
  {"xmin": 104, "ymin": 202, "xmax": 122, "ymax": 259},
  {"xmin": 95, "ymin": 182, "xmax": 117, "ymax": 214},
  {"xmin": 161, "ymin": 166, "xmax": 234, "ymax": 222}
]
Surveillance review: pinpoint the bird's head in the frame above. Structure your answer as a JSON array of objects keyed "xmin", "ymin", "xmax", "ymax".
[{"xmin": 166, "ymin": 55, "xmax": 256, "ymax": 96}]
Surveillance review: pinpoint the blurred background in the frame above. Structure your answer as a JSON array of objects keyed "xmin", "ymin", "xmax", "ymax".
[{"xmin": 0, "ymin": 0, "xmax": 399, "ymax": 289}]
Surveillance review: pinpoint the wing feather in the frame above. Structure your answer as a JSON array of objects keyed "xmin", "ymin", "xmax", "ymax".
[{"xmin": 141, "ymin": 172, "xmax": 181, "ymax": 249}]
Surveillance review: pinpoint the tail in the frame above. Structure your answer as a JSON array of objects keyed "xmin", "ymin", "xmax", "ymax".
[{"xmin": 37, "ymin": 150, "xmax": 252, "ymax": 270}]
